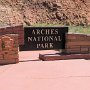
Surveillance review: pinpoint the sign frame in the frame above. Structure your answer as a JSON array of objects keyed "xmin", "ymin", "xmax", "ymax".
[{"xmin": 19, "ymin": 27, "xmax": 68, "ymax": 51}]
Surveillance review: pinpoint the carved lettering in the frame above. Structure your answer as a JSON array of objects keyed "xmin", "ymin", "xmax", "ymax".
[
  {"xmin": 28, "ymin": 36, "xmax": 61, "ymax": 42},
  {"xmin": 32, "ymin": 30, "xmax": 36, "ymax": 34},
  {"xmin": 55, "ymin": 29, "xmax": 59, "ymax": 34},
  {"xmin": 28, "ymin": 37, "xmax": 32, "ymax": 42},
  {"xmin": 37, "ymin": 43, "xmax": 54, "ymax": 49},
  {"xmin": 32, "ymin": 29, "xmax": 59, "ymax": 35}
]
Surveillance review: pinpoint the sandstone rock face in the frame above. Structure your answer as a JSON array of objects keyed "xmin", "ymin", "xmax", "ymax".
[{"xmin": 0, "ymin": 0, "xmax": 90, "ymax": 26}]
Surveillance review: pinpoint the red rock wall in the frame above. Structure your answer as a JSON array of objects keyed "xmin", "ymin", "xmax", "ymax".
[
  {"xmin": 0, "ymin": 34, "xmax": 19, "ymax": 65},
  {"xmin": 0, "ymin": 25, "xmax": 24, "ymax": 45},
  {"xmin": 66, "ymin": 34, "xmax": 90, "ymax": 54}
]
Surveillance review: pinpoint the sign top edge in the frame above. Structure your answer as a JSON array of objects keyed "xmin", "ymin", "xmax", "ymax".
[{"xmin": 24, "ymin": 26, "xmax": 68, "ymax": 28}]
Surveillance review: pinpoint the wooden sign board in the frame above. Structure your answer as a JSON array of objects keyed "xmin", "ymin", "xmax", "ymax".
[{"xmin": 19, "ymin": 27, "xmax": 68, "ymax": 51}]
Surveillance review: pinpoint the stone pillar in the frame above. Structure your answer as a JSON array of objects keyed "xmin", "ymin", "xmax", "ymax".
[{"xmin": 0, "ymin": 34, "xmax": 19, "ymax": 65}]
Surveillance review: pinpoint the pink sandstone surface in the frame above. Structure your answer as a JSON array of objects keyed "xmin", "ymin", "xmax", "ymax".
[{"xmin": 0, "ymin": 50, "xmax": 90, "ymax": 90}]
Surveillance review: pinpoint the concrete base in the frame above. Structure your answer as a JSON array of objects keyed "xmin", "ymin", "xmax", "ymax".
[
  {"xmin": 39, "ymin": 53, "xmax": 90, "ymax": 61},
  {"xmin": 0, "ymin": 60, "xmax": 19, "ymax": 65}
]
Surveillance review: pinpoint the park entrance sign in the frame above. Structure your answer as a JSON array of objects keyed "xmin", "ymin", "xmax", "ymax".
[{"xmin": 19, "ymin": 27, "xmax": 68, "ymax": 51}]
